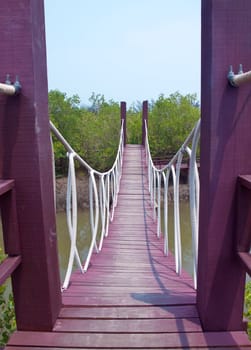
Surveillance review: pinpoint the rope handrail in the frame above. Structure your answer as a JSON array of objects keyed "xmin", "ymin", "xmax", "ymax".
[
  {"xmin": 144, "ymin": 118, "xmax": 201, "ymax": 289},
  {"xmin": 50, "ymin": 120, "xmax": 124, "ymax": 290}
]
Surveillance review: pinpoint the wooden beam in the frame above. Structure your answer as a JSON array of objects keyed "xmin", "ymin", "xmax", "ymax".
[
  {"xmin": 0, "ymin": 256, "xmax": 21, "ymax": 285},
  {"xmin": 238, "ymin": 252, "xmax": 251, "ymax": 277},
  {"xmin": 120, "ymin": 101, "xmax": 127, "ymax": 146},
  {"xmin": 197, "ymin": 0, "xmax": 251, "ymax": 331},
  {"xmin": 142, "ymin": 100, "xmax": 148, "ymax": 146},
  {"xmin": 0, "ymin": 0, "xmax": 61, "ymax": 330},
  {"xmin": 0, "ymin": 180, "xmax": 15, "ymax": 196}
]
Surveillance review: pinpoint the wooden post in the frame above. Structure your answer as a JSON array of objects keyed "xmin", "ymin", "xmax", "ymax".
[
  {"xmin": 0, "ymin": 0, "xmax": 61, "ymax": 330},
  {"xmin": 197, "ymin": 0, "xmax": 251, "ymax": 331},
  {"xmin": 142, "ymin": 100, "xmax": 148, "ymax": 146},
  {"xmin": 120, "ymin": 101, "xmax": 126, "ymax": 146}
]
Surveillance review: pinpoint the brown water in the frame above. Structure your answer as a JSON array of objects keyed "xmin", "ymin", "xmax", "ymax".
[
  {"xmin": 56, "ymin": 202, "xmax": 193, "ymax": 281},
  {"xmin": 0, "ymin": 202, "xmax": 194, "ymax": 284}
]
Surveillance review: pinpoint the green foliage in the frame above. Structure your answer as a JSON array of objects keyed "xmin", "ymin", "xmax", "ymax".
[
  {"xmin": 126, "ymin": 109, "xmax": 142, "ymax": 144},
  {"xmin": 81, "ymin": 95, "xmax": 121, "ymax": 170},
  {"xmin": 148, "ymin": 92, "xmax": 200, "ymax": 158},
  {"xmin": 49, "ymin": 90, "xmax": 200, "ymax": 175},
  {"xmin": 244, "ymin": 281, "xmax": 251, "ymax": 339},
  {"xmin": 49, "ymin": 91, "xmax": 121, "ymax": 174},
  {"xmin": 0, "ymin": 248, "xmax": 16, "ymax": 346}
]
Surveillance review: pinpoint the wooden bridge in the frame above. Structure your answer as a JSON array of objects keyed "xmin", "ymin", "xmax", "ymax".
[
  {"xmin": 2, "ymin": 0, "xmax": 251, "ymax": 349},
  {"xmin": 5, "ymin": 145, "xmax": 251, "ymax": 349}
]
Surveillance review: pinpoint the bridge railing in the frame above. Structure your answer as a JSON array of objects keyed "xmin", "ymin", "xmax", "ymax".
[
  {"xmin": 144, "ymin": 119, "xmax": 201, "ymax": 289},
  {"xmin": 50, "ymin": 120, "xmax": 124, "ymax": 290}
]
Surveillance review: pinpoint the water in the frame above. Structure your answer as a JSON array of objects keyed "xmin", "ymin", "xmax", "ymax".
[
  {"xmin": 0, "ymin": 202, "xmax": 194, "ymax": 284},
  {"xmin": 167, "ymin": 202, "xmax": 194, "ymax": 275},
  {"xmin": 56, "ymin": 202, "xmax": 194, "ymax": 282},
  {"xmin": 56, "ymin": 210, "xmax": 91, "ymax": 281}
]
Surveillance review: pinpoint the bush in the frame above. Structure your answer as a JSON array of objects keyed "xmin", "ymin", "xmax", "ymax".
[
  {"xmin": 245, "ymin": 280, "xmax": 251, "ymax": 339},
  {"xmin": 148, "ymin": 92, "xmax": 200, "ymax": 158},
  {"xmin": 0, "ymin": 248, "xmax": 16, "ymax": 347}
]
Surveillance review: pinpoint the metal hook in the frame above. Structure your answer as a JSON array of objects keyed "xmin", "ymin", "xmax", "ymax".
[
  {"xmin": 228, "ymin": 64, "xmax": 251, "ymax": 88},
  {"xmin": 0, "ymin": 75, "xmax": 21, "ymax": 95}
]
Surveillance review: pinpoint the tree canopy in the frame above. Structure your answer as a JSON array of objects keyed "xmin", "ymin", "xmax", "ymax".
[
  {"xmin": 148, "ymin": 92, "xmax": 200, "ymax": 158},
  {"xmin": 49, "ymin": 90, "xmax": 200, "ymax": 175}
]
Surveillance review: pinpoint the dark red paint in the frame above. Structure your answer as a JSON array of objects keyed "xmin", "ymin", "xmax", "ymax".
[
  {"xmin": 197, "ymin": 0, "xmax": 251, "ymax": 331},
  {"xmin": 0, "ymin": 0, "xmax": 61, "ymax": 331},
  {"xmin": 120, "ymin": 101, "xmax": 127, "ymax": 146},
  {"xmin": 142, "ymin": 100, "xmax": 148, "ymax": 145}
]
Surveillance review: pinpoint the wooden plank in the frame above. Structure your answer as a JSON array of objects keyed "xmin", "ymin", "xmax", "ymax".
[
  {"xmin": 59, "ymin": 305, "xmax": 199, "ymax": 319},
  {"xmin": 70, "ymin": 274, "xmax": 194, "ymax": 283},
  {"xmin": 238, "ymin": 252, "xmax": 251, "ymax": 276},
  {"xmin": 8, "ymin": 331, "xmax": 251, "ymax": 348},
  {"xmin": 0, "ymin": 179, "xmax": 14, "ymax": 196},
  {"xmin": 53, "ymin": 317, "xmax": 202, "ymax": 333},
  {"xmin": 5, "ymin": 347, "xmax": 251, "ymax": 350},
  {"xmin": 62, "ymin": 293, "xmax": 196, "ymax": 306},
  {"xmin": 70, "ymin": 269, "xmax": 193, "ymax": 281},
  {"xmin": 238, "ymin": 175, "xmax": 251, "ymax": 190},
  {"xmin": 0, "ymin": 256, "xmax": 21, "ymax": 285}
]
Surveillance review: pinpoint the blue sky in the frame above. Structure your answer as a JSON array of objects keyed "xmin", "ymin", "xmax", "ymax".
[{"xmin": 44, "ymin": 1, "xmax": 201, "ymax": 107}]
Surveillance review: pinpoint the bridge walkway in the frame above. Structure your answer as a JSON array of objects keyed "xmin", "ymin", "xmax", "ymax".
[{"xmin": 7, "ymin": 145, "xmax": 251, "ymax": 349}]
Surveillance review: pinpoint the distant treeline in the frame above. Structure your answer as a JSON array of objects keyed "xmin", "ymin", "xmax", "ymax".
[{"xmin": 49, "ymin": 90, "xmax": 200, "ymax": 175}]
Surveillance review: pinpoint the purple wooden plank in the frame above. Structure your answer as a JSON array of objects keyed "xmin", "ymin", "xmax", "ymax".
[
  {"xmin": 0, "ymin": 186, "xmax": 20, "ymax": 255},
  {"xmin": 62, "ymin": 293, "xmax": 196, "ymax": 307},
  {"xmin": 0, "ymin": 180, "xmax": 14, "ymax": 196},
  {"xmin": 120, "ymin": 101, "xmax": 126, "ymax": 146},
  {"xmin": 5, "ymin": 346, "xmax": 251, "ymax": 350},
  {"xmin": 63, "ymin": 285, "xmax": 195, "ymax": 295},
  {"xmin": 59, "ymin": 304, "xmax": 199, "ymax": 319},
  {"xmin": 142, "ymin": 101, "xmax": 148, "ymax": 146},
  {"xmin": 53, "ymin": 317, "xmax": 202, "ymax": 333},
  {"xmin": 237, "ymin": 177, "xmax": 251, "ymax": 253},
  {"xmin": 66, "ymin": 276, "xmax": 195, "ymax": 288},
  {"xmin": 238, "ymin": 252, "xmax": 251, "ymax": 276},
  {"xmin": 0, "ymin": 256, "xmax": 21, "ymax": 285},
  {"xmin": 238, "ymin": 175, "xmax": 251, "ymax": 190},
  {"xmin": 8, "ymin": 330, "xmax": 251, "ymax": 348}
]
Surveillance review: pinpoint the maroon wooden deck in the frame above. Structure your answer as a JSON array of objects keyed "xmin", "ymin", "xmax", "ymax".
[{"xmin": 6, "ymin": 145, "xmax": 251, "ymax": 349}]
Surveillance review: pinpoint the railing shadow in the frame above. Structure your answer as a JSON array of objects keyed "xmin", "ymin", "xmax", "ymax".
[{"xmin": 130, "ymin": 147, "xmax": 199, "ymax": 348}]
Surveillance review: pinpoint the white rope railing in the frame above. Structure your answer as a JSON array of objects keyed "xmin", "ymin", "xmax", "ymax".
[
  {"xmin": 50, "ymin": 120, "xmax": 124, "ymax": 290},
  {"xmin": 144, "ymin": 119, "xmax": 201, "ymax": 289}
]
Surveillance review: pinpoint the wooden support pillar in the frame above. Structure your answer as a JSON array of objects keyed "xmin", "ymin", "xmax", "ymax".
[
  {"xmin": 197, "ymin": 0, "xmax": 251, "ymax": 331},
  {"xmin": 142, "ymin": 100, "xmax": 148, "ymax": 146},
  {"xmin": 0, "ymin": 0, "xmax": 61, "ymax": 330},
  {"xmin": 120, "ymin": 101, "xmax": 126, "ymax": 146}
]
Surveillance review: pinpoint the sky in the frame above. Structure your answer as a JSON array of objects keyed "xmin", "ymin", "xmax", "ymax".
[{"xmin": 44, "ymin": 0, "xmax": 201, "ymax": 107}]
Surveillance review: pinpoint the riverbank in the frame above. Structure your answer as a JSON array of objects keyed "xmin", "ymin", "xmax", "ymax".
[{"xmin": 55, "ymin": 176, "xmax": 190, "ymax": 212}]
